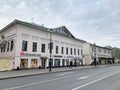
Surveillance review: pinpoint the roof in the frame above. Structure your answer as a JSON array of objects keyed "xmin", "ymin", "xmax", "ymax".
[
  {"xmin": 0, "ymin": 19, "xmax": 86, "ymax": 43},
  {"xmin": 89, "ymin": 43, "xmax": 112, "ymax": 50},
  {"xmin": 52, "ymin": 26, "xmax": 86, "ymax": 42},
  {"xmin": 0, "ymin": 19, "xmax": 48, "ymax": 33}
]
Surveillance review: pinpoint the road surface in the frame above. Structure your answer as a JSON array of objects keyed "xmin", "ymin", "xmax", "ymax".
[{"xmin": 0, "ymin": 65, "xmax": 120, "ymax": 90}]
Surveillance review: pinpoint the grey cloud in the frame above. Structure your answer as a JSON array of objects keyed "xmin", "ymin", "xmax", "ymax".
[{"xmin": 1, "ymin": 0, "xmax": 120, "ymax": 47}]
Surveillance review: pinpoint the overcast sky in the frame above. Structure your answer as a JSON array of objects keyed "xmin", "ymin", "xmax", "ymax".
[{"xmin": 0, "ymin": 0, "xmax": 120, "ymax": 47}]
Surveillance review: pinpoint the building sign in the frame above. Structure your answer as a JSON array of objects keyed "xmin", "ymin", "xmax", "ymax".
[
  {"xmin": 54, "ymin": 55, "xmax": 63, "ymax": 58},
  {"xmin": 20, "ymin": 52, "xmax": 41, "ymax": 57},
  {"xmin": 64, "ymin": 56, "xmax": 82, "ymax": 59},
  {"xmin": 20, "ymin": 51, "xmax": 25, "ymax": 56}
]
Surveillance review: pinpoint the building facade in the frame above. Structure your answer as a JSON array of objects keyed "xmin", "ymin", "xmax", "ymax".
[
  {"xmin": 112, "ymin": 47, "xmax": 120, "ymax": 64},
  {"xmin": 0, "ymin": 20, "xmax": 85, "ymax": 71},
  {"xmin": 84, "ymin": 43, "xmax": 113, "ymax": 65}
]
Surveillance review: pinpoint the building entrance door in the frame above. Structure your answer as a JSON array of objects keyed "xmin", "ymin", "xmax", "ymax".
[
  {"xmin": 20, "ymin": 59, "xmax": 28, "ymax": 69},
  {"xmin": 41, "ymin": 58, "xmax": 46, "ymax": 68}
]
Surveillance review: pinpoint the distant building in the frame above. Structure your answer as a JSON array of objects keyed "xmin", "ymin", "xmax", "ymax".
[
  {"xmin": 0, "ymin": 19, "xmax": 85, "ymax": 71},
  {"xmin": 84, "ymin": 42, "xmax": 113, "ymax": 65}
]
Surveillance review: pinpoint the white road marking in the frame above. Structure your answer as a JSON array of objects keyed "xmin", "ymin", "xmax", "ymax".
[
  {"xmin": 56, "ymin": 72, "xmax": 73, "ymax": 76},
  {"xmin": 2, "ymin": 73, "xmax": 85, "ymax": 90},
  {"xmin": 77, "ymin": 74, "xmax": 96, "ymax": 80},
  {"xmin": 77, "ymin": 76, "xmax": 88, "ymax": 80},
  {"xmin": 56, "ymin": 74, "xmax": 64, "ymax": 76},
  {"xmin": 72, "ymin": 71, "xmax": 120, "ymax": 90}
]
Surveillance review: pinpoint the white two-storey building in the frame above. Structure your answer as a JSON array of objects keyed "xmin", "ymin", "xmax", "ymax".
[
  {"xmin": 84, "ymin": 42, "xmax": 113, "ymax": 65},
  {"xmin": 0, "ymin": 19, "xmax": 85, "ymax": 71}
]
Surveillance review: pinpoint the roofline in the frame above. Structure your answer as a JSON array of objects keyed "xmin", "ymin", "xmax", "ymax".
[
  {"xmin": 89, "ymin": 43, "xmax": 112, "ymax": 50},
  {"xmin": 0, "ymin": 19, "xmax": 86, "ymax": 43},
  {"xmin": 0, "ymin": 19, "xmax": 48, "ymax": 33}
]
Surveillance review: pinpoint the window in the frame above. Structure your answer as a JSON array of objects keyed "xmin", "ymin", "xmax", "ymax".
[
  {"xmin": 55, "ymin": 29, "xmax": 68, "ymax": 36},
  {"xmin": 98, "ymin": 48, "xmax": 102, "ymax": 53},
  {"xmin": 56, "ymin": 46, "xmax": 59, "ymax": 54},
  {"xmin": 70, "ymin": 48, "xmax": 72, "ymax": 55},
  {"xmin": 108, "ymin": 50, "xmax": 110, "ymax": 54},
  {"xmin": 33, "ymin": 42, "xmax": 37, "ymax": 52},
  {"xmin": 81, "ymin": 49, "xmax": 83, "ymax": 55},
  {"xmin": 10, "ymin": 40, "xmax": 14, "ymax": 51},
  {"xmin": 41, "ymin": 44, "xmax": 45, "ymax": 53},
  {"xmin": 74, "ymin": 48, "xmax": 76, "ymax": 55},
  {"xmin": 66, "ymin": 47, "xmax": 68, "ymax": 55},
  {"xmin": 22, "ymin": 41, "xmax": 28, "ymax": 51},
  {"xmin": 61, "ymin": 47, "xmax": 64, "ymax": 54},
  {"xmin": 3, "ymin": 42, "xmax": 6, "ymax": 52},
  {"xmin": 7, "ymin": 42, "xmax": 10, "ymax": 52},
  {"xmin": 78, "ymin": 49, "xmax": 80, "ymax": 55},
  {"xmin": 104, "ymin": 50, "xmax": 106, "ymax": 53}
]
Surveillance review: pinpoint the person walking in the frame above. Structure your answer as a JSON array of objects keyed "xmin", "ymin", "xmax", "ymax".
[{"xmin": 70, "ymin": 61, "xmax": 73, "ymax": 68}]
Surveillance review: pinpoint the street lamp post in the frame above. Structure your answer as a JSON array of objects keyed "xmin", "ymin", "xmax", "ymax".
[
  {"xmin": 49, "ymin": 29, "xmax": 53, "ymax": 72},
  {"xmin": 94, "ymin": 43, "xmax": 97, "ymax": 67}
]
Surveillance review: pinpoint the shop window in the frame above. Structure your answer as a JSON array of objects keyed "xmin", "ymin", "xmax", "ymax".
[
  {"xmin": 33, "ymin": 42, "xmax": 37, "ymax": 52},
  {"xmin": 31, "ymin": 59, "xmax": 37, "ymax": 68},
  {"xmin": 22, "ymin": 40, "xmax": 28, "ymax": 51},
  {"xmin": 54, "ymin": 59, "xmax": 60, "ymax": 67},
  {"xmin": 20, "ymin": 59, "xmax": 28, "ymax": 69}
]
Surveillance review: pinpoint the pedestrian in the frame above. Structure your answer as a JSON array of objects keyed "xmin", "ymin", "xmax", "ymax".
[{"xmin": 70, "ymin": 61, "xmax": 73, "ymax": 68}]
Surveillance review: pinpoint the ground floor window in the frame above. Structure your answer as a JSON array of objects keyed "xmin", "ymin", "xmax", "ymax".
[
  {"xmin": 62, "ymin": 59, "xmax": 65, "ymax": 66},
  {"xmin": 54, "ymin": 59, "xmax": 60, "ymax": 67},
  {"xmin": 31, "ymin": 59, "xmax": 37, "ymax": 68},
  {"xmin": 20, "ymin": 59, "xmax": 28, "ymax": 69},
  {"xmin": 66, "ymin": 59, "xmax": 69, "ymax": 66}
]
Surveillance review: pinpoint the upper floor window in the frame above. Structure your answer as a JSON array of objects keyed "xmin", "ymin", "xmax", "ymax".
[
  {"xmin": 56, "ymin": 46, "xmax": 59, "ymax": 54},
  {"xmin": 70, "ymin": 48, "xmax": 73, "ymax": 55},
  {"xmin": 22, "ymin": 41, "xmax": 28, "ymax": 51},
  {"xmin": 81, "ymin": 49, "xmax": 83, "ymax": 55},
  {"xmin": 10, "ymin": 40, "xmax": 14, "ymax": 51},
  {"xmin": 61, "ymin": 47, "xmax": 64, "ymax": 54},
  {"xmin": 78, "ymin": 49, "xmax": 80, "ymax": 55},
  {"xmin": 74, "ymin": 48, "xmax": 76, "ymax": 55},
  {"xmin": 108, "ymin": 50, "xmax": 110, "ymax": 54},
  {"xmin": 33, "ymin": 42, "xmax": 37, "ymax": 52},
  {"xmin": 3, "ymin": 42, "xmax": 6, "ymax": 52},
  {"xmin": 66, "ymin": 47, "xmax": 68, "ymax": 55},
  {"xmin": 7, "ymin": 42, "xmax": 10, "ymax": 52},
  {"xmin": 41, "ymin": 44, "xmax": 45, "ymax": 53},
  {"xmin": 98, "ymin": 48, "xmax": 102, "ymax": 53},
  {"xmin": 104, "ymin": 50, "xmax": 106, "ymax": 53}
]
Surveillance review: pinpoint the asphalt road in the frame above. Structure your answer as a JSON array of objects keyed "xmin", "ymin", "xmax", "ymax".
[{"xmin": 0, "ymin": 65, "xmax": 120, "ymax": 90}]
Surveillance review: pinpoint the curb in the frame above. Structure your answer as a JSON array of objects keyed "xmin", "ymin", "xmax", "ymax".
[
  {"xmin": 0, "ymin": 66, "xmax": 95, "ymax": 80},
  {"xmin": 0, "ymin": 65, "xmax": 113, "ymax": 80}
]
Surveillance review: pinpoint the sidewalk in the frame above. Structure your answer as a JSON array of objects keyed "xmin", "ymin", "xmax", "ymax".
[{"xmin": 0, "ymin": 65, "xmax": 110, "ymax": 80}]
